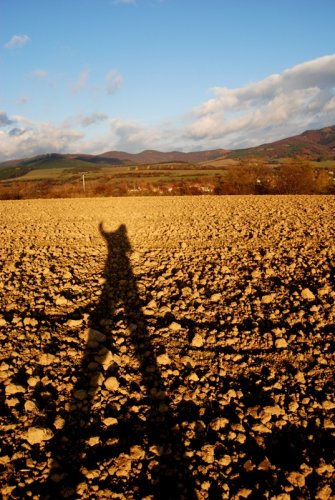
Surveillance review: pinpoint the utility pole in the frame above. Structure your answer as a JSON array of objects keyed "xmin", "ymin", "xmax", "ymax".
[{"xmin": 81, "ymin": 172, "xmax": 89, "ymax": 194}]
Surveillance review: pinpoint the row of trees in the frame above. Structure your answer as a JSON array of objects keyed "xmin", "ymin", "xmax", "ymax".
[{"xmin": 215, "ymin": 159, "xmax": 334, "ymax": 195}]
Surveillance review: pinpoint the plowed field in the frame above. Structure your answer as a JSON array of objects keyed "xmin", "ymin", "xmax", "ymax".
[{"xmin": 0, "ymin": 196, "xmax": 334, "ymax": 499}]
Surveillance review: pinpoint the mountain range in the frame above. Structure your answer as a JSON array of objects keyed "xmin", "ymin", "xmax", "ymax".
[
  {"xmin": 1, "ymin": 125, "xmax": 334, "ymax": 180},
  {"xmin": 229, "ymin": 125, "xmax": 335, "ymax": 161}
]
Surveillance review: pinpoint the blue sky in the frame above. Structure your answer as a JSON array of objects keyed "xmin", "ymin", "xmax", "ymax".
[{"xmin": 1, "ymin": 0, "xmax": 335, "ymax": 161}]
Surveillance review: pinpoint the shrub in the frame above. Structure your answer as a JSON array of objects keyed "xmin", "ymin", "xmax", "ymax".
[{"xmin": 275, "ymin": 159, "xmax": 315, "ymax": 194}]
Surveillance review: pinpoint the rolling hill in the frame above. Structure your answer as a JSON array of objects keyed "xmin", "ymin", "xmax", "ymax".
[
  {"xmin": 98, "ymin": 149, "xmax": 228, "ymax": 164},
  {"xmin": 1, "ymin": 125, "xmax": 335, "ymax": 181},
  {"xmin": 0, "ymin": 150, "xmax": 228, "ymax": 180},
  {"xmin": 228, "ymin": 125, "xmax": 335, "ymax": 161}
]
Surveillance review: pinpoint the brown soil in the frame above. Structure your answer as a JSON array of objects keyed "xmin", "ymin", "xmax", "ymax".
[{"xmin": 0, "ymin": 195, "xmax": 334, "ymax": 499}]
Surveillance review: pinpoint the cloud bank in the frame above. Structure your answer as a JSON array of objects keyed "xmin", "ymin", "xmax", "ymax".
[
  {"xmin": 0, "ymin": 116, "xmax": 83, "ymax": 161},
  {"xmin": 1, "ymin": 55, "xmax": 335, "ymax": 161},
  {"xmin": 185, "ymin": 54, "xmax": 335, "ymax": 148}
]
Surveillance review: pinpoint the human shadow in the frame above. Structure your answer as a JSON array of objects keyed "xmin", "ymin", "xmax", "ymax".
[{"xmin": 43, "ymin": 223, "xmax": 195, "ymax": 499}]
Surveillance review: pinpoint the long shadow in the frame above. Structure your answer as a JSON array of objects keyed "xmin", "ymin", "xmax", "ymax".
[{"xmin": 43, "ymin": 223, "xmax": 195, "ymax": 499}]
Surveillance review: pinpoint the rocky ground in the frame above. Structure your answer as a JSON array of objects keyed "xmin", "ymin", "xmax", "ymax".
[{"xmin": 0, "ymin": 195, "xmax": 334, "ymax": 500}]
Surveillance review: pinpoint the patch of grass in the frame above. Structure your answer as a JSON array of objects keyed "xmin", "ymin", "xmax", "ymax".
[
  {"xmin": 17, "ymin": 167, "xmax": 226, "ymax": 183},
  {"xmin": 310, "ymin": 160, "xmax": 335, "ymax": 169},
  {"xmin": 20, "ymin": 168, "xmax": 68, "ymax": 180},
  {"xmin": 0, "ymin": 157, "xmax": 116, "ymax": 181},
  {"xmin": 198, "ymin": 158, "xmax": 239, "ymax": 168},
  {"xmin": 0, "ymin": 165, "xmax": 33, "ymax": 180}
]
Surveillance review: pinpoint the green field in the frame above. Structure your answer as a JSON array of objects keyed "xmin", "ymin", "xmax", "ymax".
[
  {"xmin": 0, "ymin": 157, "xmax": 230, "ymax": 199},
  {"xmin": 10, "ymin": 163, "xmax": 227, "ymax": 183},
  {"xmin": 310, "ymin": 160, "xmax": 335, "ymax": 169}
]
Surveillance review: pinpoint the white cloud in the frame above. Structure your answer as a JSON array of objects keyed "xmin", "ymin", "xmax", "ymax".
[
  {"xmin": 0, "ymin": 114, "xmax": 162, "ymax": 161},
  {"xmin": 4, "ymin": 34, "xmax": 30, "ymax": 49},
  {"xmin": 324, "ymin": 96, "xmax": 335, "ymax": 112},
  {"xmin": 108, "ymin": 118, "xmax": 162, "ymax": 151},
  {"xmin": 32, "ymin": 69, "xmax": 48, "ymax": 79},
  {"xmin": 0, "ymin": 116, "xmax": 83, "ymax": 161},
  {"xmin": 186, "ymin": 54, "xmax": 335, "ymax": 148},
  {"xmin": 72, "ymin": 68, "xmax": 90, "ymax": 94},
  {"xmin": 106, "ymin": 70, "xmax": 123, "ymax": 95}
]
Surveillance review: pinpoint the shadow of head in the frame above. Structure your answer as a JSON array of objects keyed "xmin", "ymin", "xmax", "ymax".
[{"xmin": 99, "ymin": 223, "xmax": 131, "ymax": 253}]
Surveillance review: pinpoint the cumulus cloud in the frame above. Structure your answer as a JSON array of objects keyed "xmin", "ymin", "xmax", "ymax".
[
  {"xmin": 106, "ymin": 70, "xmax": 123, "ymax": 95},
  {"xmin": 32, "ymin": 69, "xmax": 48, "ymax": 79},
  {"xmin": 4, "ymin": 34, "xmax": 30, "ymax": 49},
  {"xmin": 72, "ymin": 68, "xmax": 90, "ymax": 94},
  {"xmin": 0, "ymin": 114, "xmax": 163, "ymax": 161},
  {"xmin": 186, "ymin": 54, "xmax": 335, "ymax": 148},
  {"xmin": 108, "ymin": 118, "xmax": 162, "ymax": 151},
  {"xmin": 0, "ymin": 116, "xmax": 83, "ymax": 162}
]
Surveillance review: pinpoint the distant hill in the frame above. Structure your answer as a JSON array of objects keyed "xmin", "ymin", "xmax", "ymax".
[
  {"xmin": 228, "ymin": 125, "xmax": 335, "ymax": 161},
  {"xmin": 1, "ymin": 125, "xmax": 335, "ymax": 181},
  {"xmin": 0, "ymin": 150, "xmax": 228, "ymax": 180},
  {"xmin": 0, "ymin": 153, "xmax": 129, "ymax": 180},
  {"xmin": 97, "ymin": 149, "xmax": 228, "ymax": 164}
]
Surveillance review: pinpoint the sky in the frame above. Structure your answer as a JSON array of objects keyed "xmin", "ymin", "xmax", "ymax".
[{"xmin": 1, "ymin": 0, "xmax": 335, "ymax": 161}]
